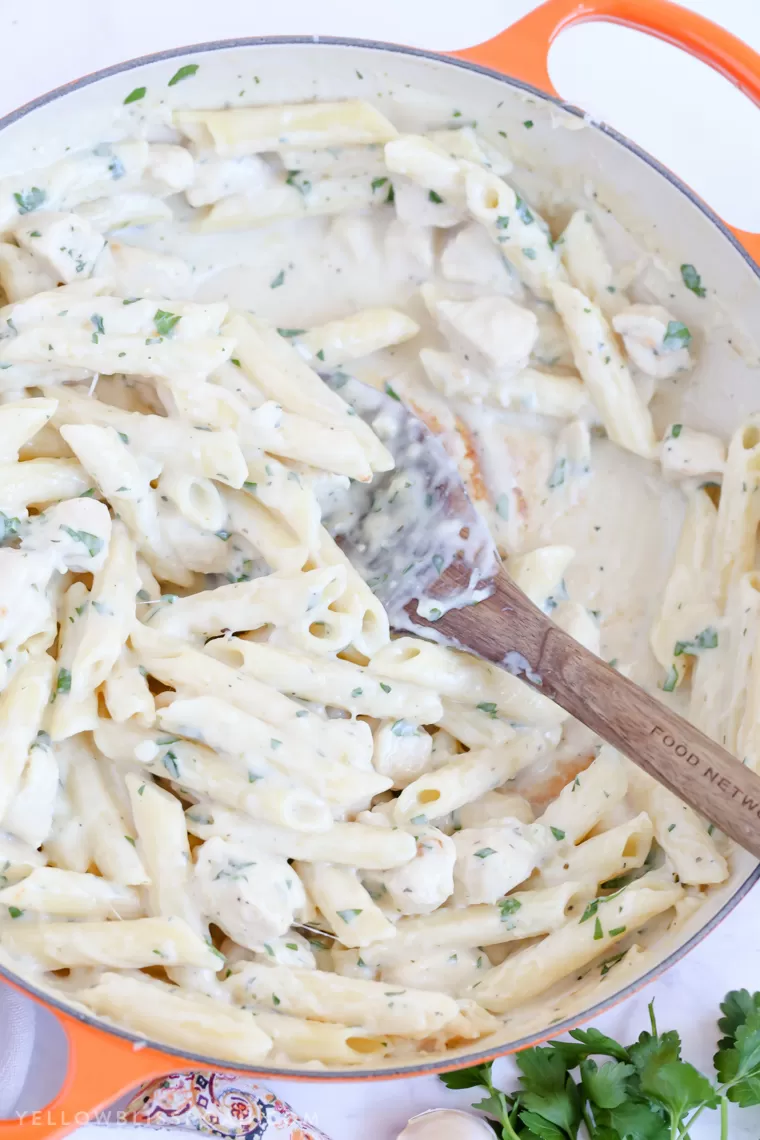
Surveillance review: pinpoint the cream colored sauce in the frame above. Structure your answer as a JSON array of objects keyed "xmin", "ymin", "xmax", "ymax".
[{"xmin": 0, "ymin": 84, "xmax": 745, "ymax": 1065}]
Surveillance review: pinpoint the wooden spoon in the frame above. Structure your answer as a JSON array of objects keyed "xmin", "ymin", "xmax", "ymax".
[{"xmin": 326, "ymin": 375, "xmax": 760, "ymax": 859}]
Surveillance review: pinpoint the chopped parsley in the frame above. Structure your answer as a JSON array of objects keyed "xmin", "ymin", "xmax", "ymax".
[
  {"xmin": 514, "ymin": 194, "xmax": 534, "ymax": 225},
  {"xmin": 499, "ymin": 897, "xmax": 522, "ymax": 922},
  {"xmin": 580, "ymin": 899, "xmax": 600, "ymax": 924},
  {"xmin": 547, "ymin": 456, "xmax": 567, "ymax": 489},
  {"xmin": 600, "ymin": 949, "xmax": 628, "ymax": 975},
  {"xmin": 162, "ymin": 751, "xmax": 180, "ymax": 779},
  {"xmin": 662, "ymin": 665, "xmax": 678, "ymax": 692},
  {"xmin": 474, "ymin": 847, "xmax": 496, "ymax": 859},
  {"xmin": 379, "ymin": 682, "xmax": 391, "ymax": 693},
  {"xmin": 550, "ymin": 827, "xmax": 566, "ymax": 841},
  {"xmin": 428, "ymin": 190, "xmax": 444, "ymax": 204},
  {"xmin": 277, "ymin": 328, "xmax": 305, "ymax": 338},
  {"xmin": 0, "ymin": 513, "xmax": 20, "ymax": 545},
  {"xmin": 681, "ymin": 263, "xmax": 706, "ymax": 297},
  {"xmin": 55, "ymin": 668, "xmax": 72, "ymax": 696},
  {"xmin": 336, "ymin": 908, "xmax": 363, "ymax": 923},
  {"xmin": 8, "ymin": 907, "xmax": 23, "ymax": 919},
  {"xmin": 90, "ymin": 313, "xmax": 105, "ymax": 335},
  {"xmin": 168, "ymin": 64, "xmax": 199, "ymax": 86},
  {"xmin": 670, "ymin": 423, "xmax": 683, "ymax": 438},
  {"xmin": 593, "ymin": 916, "xmax": 603, "ymax": 940},
  {"xmin": 371, "ymin": 177, "xmax": 388, "ymax": 192},
  {"xmin": 674, "ymin": 627, "xmax": 718, "ymax": 655},
  {"xmin": 663, "ymin": 321, "xmax": 692, "ymax": 351},
  {"xmin": 60, "ymin": 526, "xmax": 104, "ymax": 559},
  {"xmin": 391, "ymin": 720, "xmax": 417, "ymax": 737},
  {"xmin": 123, "ymin": 87, "xmax": 146, "ymax": 104},
  {"xmin": 351, "ymin": 687, "xmax": 363, "ymax": 698},
  {"xmin": 154, "ymin": 309, "xmax": 181, "ymax": 337},
  {"xmin": 384, "ymin": 381, "xmax": 401, "ymax": 401},
  {"xmin": 270, "ymin": 269, "xmax": 285, "ymax": 289},
  {"xmin": 13, "ymin": 187, "xmax": 46, "ymax": 214}
]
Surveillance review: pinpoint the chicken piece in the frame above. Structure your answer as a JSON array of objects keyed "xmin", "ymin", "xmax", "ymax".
[
  {"xmin": 370, "ymin": 825, "xmax": 454, "ymax": 915},
  {"xmin": 452, "ymin": 820, "xmax": 551, "ymax": 904},
  {"xmin": 423, "ymin": 287, "xmax": 538, "ymax": 375},
  {"xmin": 194, "ymin": 836, "xmax": 305, "ymax": 948},
  {"xmin": 372, "ymin": 721, "xmax": 434, "ymax": 790},
  {"xmin": 15, "ymin": 212, "xmax": 105, "ymax": 283},
  {"xmin": 612, "ymin": 304, "xmax": 692, "ymax": 380}
]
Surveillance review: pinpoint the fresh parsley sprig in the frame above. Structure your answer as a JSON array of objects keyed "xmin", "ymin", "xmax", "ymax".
[{"xmin": 440, "ymin": 991, "xmax": 760, "ymax": 1140}]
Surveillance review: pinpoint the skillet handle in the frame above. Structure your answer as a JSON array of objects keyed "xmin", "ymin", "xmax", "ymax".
[
  {"xmin": 0, "ymin": 987, "xmax": 207, "ymax": 1140},
  {"xmin": 452, "ymin": 0, "xmax": 760, "ymax": 266}
]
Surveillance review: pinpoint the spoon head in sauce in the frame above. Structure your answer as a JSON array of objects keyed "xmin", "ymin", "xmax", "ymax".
[{"xmin": 323, "ymin": 374, "xmax": 499, "ymax": 633}]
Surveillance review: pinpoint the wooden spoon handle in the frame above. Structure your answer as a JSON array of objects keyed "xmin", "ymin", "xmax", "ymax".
[{"xmin": 427, "ymin": 566, "xmax": 760, "ymax": 859}]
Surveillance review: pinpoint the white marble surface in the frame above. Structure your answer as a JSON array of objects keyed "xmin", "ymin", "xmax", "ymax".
[{"xmin": 2, "ymin": 1, "xmax": 760, "ymax": 1137}]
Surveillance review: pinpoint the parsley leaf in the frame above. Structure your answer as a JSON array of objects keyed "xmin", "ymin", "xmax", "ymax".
[
  {"xmin": 440, "ymin": 991, "xmax": 760, "ymax": 1140},
  {"xmin": 641, "ymin": 1058, "xmax": 719, "ymax": 1121},
  {"xmin": 715, "ymin": 992, "xmax": 760, "ymax": 1106},
  {"xmin": 124, "ymin": 87, "xmax": 146, "ymax": 104},
  {"xmin": 439, "ymin": 1062, "xmax": 495, "ymax": 1090},
  {"xmin": 581, "ymin": 1059, "xmax": 635, "ymax": 1108}
]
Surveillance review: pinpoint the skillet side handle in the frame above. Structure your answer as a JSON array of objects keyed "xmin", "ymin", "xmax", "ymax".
[
  {"xmin": 0, "ymin": 997, "xmax": 208, "ymax": 1140},
  {"xmin": 452, "ymin": 0, "xmax": 760, "ymax": 265}
]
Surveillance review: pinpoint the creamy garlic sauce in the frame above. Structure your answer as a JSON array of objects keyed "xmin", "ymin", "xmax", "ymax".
[
  {"xmin": 121, "ymin": 191, "xmax": 681, "ymax": 674},
  {"xmin": 0, "ymin": 77, "xmax": 749, "ymax": 1063}
]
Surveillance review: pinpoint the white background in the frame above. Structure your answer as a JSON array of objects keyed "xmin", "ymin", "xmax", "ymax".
[{"xmin": 2, "ymin": 2, "xmax": 760, "ymax": 1137}]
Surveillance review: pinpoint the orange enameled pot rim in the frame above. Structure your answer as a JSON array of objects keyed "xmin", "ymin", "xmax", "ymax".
[{"xmin": 0, "ymin": 32, "xmax": 758, "ymax": 1083}]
